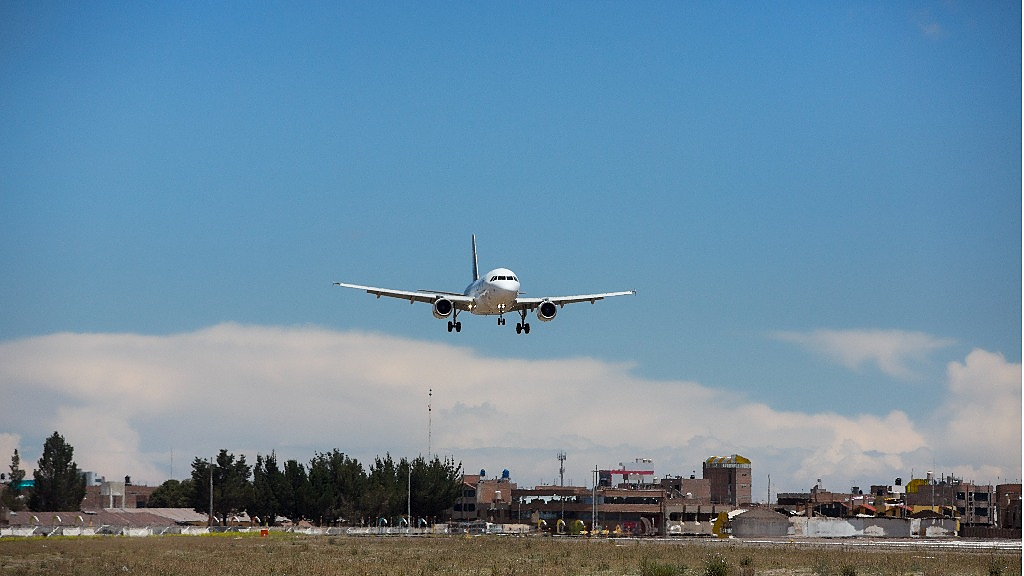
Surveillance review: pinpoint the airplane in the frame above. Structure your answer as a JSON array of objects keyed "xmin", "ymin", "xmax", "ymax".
[{"xmin": 333, "ymin": 235, "xmax": 635, "ymax": 334}]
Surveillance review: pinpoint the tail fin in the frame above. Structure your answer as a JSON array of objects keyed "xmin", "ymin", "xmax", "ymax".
[{"xmin": 471, "ymin": 234, "xmax": 479, "ymax": 281}]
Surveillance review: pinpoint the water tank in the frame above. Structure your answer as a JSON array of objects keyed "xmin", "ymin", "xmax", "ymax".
[
  {"xmin": 502, "ymin": 469, "xmax": 510, "ymax": 479},
  {"xmin": 480, "ymin": 469, "xmax": 486, "ymax": 477}
]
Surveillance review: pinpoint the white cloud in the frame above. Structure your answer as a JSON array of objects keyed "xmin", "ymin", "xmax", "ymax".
[
  {"xmin": 0, "ymin": 324, "xmax": 1017, "ymax": 496},
  {"xmin": 771, "ymin": 328, "xmax": 955, "ymax": 379},
  {"xmin": 0, "ymin": 433, "xmax": 20, "ymax": 474},
  {"xmin": 929, "ymin": 349, "xmax": 1022, "ymax": 481}
]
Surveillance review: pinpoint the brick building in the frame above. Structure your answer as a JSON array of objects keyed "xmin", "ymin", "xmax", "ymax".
[
  {"xmin": 450, "ymin": 470, "xmax": 516, "ymax": 522},
  {"xmin": 702, "ymin": 454, "xmax": 752, "ymax": 506}
]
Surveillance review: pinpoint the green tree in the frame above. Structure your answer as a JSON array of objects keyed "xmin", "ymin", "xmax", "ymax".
[
  {"xmin": 308, "ymin": 450, "xmax": 366, "ymax": 525},
  {"xmin": 363, "ymin": 453, "xmax": 400, "ymax": 523},
  {"xmin": 29, "ymin": 432, "xmax": 86, "ymax": 511},
  {"xmin": 148, "ymin": 479, "xmax": 194, "ymax": 508},
  {"xmin": 410, "ymin": 455, "xmax": 462, "ymax": 522},
  {"xmin": 2, "ymin": 449, "xmax": 28, "ymax": 511},
  {"xmin": 281, "ymin": 458, "xmax": 311, "ymax": 522},
  {"xmin": 250, "ymin": 452, "xmax": 287, "ymax": 525},
  {"xmin": 189, "ymin": 450, "xmax": 252, "ymax": 525},
  {"xmin": 189, "ymin": 457, "xmax": 213, "ymax": 522}
]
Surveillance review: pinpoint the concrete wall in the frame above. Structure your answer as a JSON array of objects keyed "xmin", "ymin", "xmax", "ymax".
[
  {"xmin": 732, "ymin": 515, "xmax": 789, "ymax": 537},
  {"xmin": 665, "ymin": 521, "xmax": 714, "ymax": 536},
  {"xmin": 790, "ymin": 517, "xmax": 956, "ymax": 538}
]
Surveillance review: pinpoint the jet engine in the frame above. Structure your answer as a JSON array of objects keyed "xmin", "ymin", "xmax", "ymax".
[
  {"xmin": 536, "ymin": 300, "xmax": 558, "ymax": 322},
  {"xmin": 432, "ymin": 298, "xmax": 454, "ymax": 319}
]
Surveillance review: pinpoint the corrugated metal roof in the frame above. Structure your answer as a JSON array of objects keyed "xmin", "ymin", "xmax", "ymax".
[
  {"xmin": 704, "ymin": 454, "xmax": 751, "ymax": 466},
  {"xmin": 7, "ymin": 508, "xmax": 208, "ymax": 527}
]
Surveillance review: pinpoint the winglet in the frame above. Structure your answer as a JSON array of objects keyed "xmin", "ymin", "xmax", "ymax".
[{"xmin": 471, "ymin": 234, "xmax": 479, "ymax": 282}]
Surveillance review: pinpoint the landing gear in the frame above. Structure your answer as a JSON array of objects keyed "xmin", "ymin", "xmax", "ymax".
[
  {"xmin": 447, "ymin": 310, "xmax": 462, "ymax": 333},
  {"xmin": 497, "ymin": 316, "xmax": 506, "ymax": 326},
  {"xmin": 515, "ymin": 309, "xmax": 530, "ymax": 335}
]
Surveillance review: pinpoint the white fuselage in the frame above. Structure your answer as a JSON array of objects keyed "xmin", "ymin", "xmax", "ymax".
[{"xmin": 464, "ymin": 267, "xmax": 520, "ymax": 315}]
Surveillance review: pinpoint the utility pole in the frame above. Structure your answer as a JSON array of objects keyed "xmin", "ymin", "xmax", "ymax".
[
  {"xmin": 427, "ymin": 388, "xmax": 432, "ymax": 457},
  {"xmin": 208, "ymin": 457, "xmax": 214, "ymax": 528}
]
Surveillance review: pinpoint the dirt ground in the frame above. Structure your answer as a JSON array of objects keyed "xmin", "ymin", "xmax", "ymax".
[{"xmin": 0, "ymin": 533, "xmax": 1020, "ymax": 576}]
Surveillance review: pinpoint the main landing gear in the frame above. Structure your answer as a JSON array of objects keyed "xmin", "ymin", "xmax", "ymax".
[
  {"xmin": 447, "ymin": 309, "xmax": 462, "ymax": 333},
  {"xmin": 515, "ymin": 309, "xmax": 530, "ymax": 335}
]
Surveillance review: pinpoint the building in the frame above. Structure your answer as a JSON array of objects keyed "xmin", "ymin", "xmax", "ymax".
[
  {"xmin": 450, "ymin": 469, "xmax": 516, "ymax": 522},
  {"xmin": 995, "ymin": 484, "xmax": 1021, "ymax": 531},
  {"xmin": 82, "ymin": 478, "xmax": 157, "ymax": 510},
  {"xmin": 732, "ymin": 507, "xmax": 790, "ymax": 537},
  {"xmin": 702, "ymin": 455, "xmax": 752, "ymax": 506},
  {"xmin": 660, "ymin": 474, "xmax": 712, "ymax": 503},
  {"xmin": 904, "ymin": 474, "xmax": 997, "ymax": 527},
  {"xmin": 776, "ymin": 481, "xmax": 870, "ymax": 517},
  {"xmin": 455, "ymin": 458, "xmax": 750, "ymax": 536}
]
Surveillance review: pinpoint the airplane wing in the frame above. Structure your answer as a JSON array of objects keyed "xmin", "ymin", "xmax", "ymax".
[
  {"xmin": 333, "ymin": 282, "xmax": 476, "ymax": 309},
  {"xmin": 515, "ymin": 290, "xmax": 636, "ymax": 310}
]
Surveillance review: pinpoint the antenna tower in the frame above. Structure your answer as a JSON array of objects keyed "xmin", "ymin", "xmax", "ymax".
[
  {"xmin": 557, "ymin": 451, "xmax": 567, "ymax": 486},
  {"xmin": 428, "ymin": 388, "xmax": 433, "ymax": 456}
]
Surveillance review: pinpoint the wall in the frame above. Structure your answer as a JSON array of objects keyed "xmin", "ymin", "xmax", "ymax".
[{"xmin": 790, "ymin": 517, "xmax": 956, "ymax": 538}]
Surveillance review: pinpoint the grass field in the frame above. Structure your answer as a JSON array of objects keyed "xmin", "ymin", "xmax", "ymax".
[{"xmin": 0, "ymin": 533, "xmax": 1020, "ymax": 576}]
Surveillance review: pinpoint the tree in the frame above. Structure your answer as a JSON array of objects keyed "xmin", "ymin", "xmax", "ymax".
[
  {"xmin": 281, "ymin": 458, "xmax": 311, "ymax": 522},
  {"xmin": 189, "ymin": 457, "xmax": 214, "ymax": 522},
  {"xmin": 189, "ymin": 450, "xmax": 252, "ymax": 525},
  {"xmin": 148, "ymin": 479, "xmax": 194, "ymax": 508},
  {"xmin": 364, "ymin": 453, "xmax": 405, "ymax": 523},
  {"xmin": 410, "ymin": 456, "xmax": 462, "ymax": 521},
  {"xmin": 308, "ymin": 450, "xmax": 366, "ymax": 525},
  {"xmin": 30, "ymin": 432, "xmax": 86, "ymax": 511},
  {"xmin": 2, "ymin": 449, "xmax": 27, "ymax": 511},
  {"xmin": 250, "ymin": 452, "xmax": 286, "ymax": 525}
]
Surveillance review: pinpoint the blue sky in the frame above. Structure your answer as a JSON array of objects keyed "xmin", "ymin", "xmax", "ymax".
[{"xmin": 1, "ymin": 2, "xmax": 1020, "ymax": 496}]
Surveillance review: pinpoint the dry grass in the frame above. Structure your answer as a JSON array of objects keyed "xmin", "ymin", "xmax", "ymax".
[{"xmin": 0, "ymin": 533, "xmax": 1019, "ymax": 576}]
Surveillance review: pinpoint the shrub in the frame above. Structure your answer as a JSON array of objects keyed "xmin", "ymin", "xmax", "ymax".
[
  {"xmin": 812, "ymin": 556, "xmax": 833, "ymax": 576},
  {"xmin": 704, "ymin": 553, "xmax": 729, "ymax": 576},
  {"xmin": 640, "ymin": 557, "xmax": 682, "ymax": 576}
]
